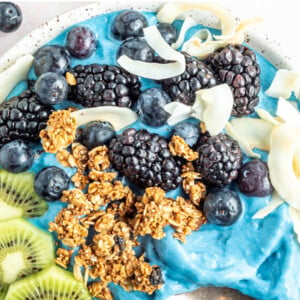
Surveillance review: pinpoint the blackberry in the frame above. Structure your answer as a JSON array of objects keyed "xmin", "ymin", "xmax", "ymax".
[
  {"xmin": 206, "ymin": 44, "xmax": 261, "ymax": 116},
  {"xmin": 193, "ymin": 133, "xmax": 242, "ymax": 188},
  {"xmin": 161, "ymin": 53, "xmax": 217, "ymax": 106},
  {"xmin": 68, "ymin": 64, "xmax": 141, "ymax": 108},
  {"xmin": 0, "ymin": 89, "xmax": 53, "ymax": 147},
  {"xmin": 109, "ymin": 128, "xmax": 182, "ymax": 191}
]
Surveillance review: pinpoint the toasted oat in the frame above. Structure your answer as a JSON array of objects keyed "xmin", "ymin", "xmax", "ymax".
[
  {"xmin": 181, "ymin": 161, "xmax": 195, "ymax": 173},
  {"xmin": 55, "ymin": 248, "xmax": 73, "ymax": 269},
  {"xmin": 66, "ymin": 71, "xmax": 77, "ymax": 86},
  {"xmin": 89, "ymin": 170, "xmax": 117, "ymax": 182},
  {"xmin": 88, "ymin": 146, "xmax": 110, "ymax": 171},
  {"xmin": 71, "ymin": 171, "xmax": 90, "ymax": 191},
  {"xmin": 72, "ymin": 143, "xmax": 89, "ymax": 171},
  {"xmin": 88, "ymin": 281, "xmax": 113, "ymax": 300},
  {"xmin": 189, "ymin": 182, "xmax": 206, "ymax": 207},
  {"xmin": 61, "ymin": 189, "xmax": 92, "ymax": 215},
  {"xmin": 168, "ymin": 135, "xmax": 199, "ymax": 161},
  {"xmin": 56, "ymin": 149, "xmax": 76, "ymax": 168},
  {"xmin": 40, "ymin": 110, "xmax": 77, "ymax": 153},
  {"xmin": 200, "ymin": 121, "xmax": 207, "ymax": 134}
]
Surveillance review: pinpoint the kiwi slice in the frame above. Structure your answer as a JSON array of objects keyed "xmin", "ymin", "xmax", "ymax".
[
  {"xmin": 0, "ymin": 218, "xmax": 54, "ymax": 285},
  {"xmin": 0, "ymin": 285, "xmax": 8, "ymax": 300},
  {"xmin": 0, "ymin": 169, "xmax": 48, "ymax": 221},
  {"xmin": 5, "ymin": 265, "xmax": 92, "ymax": 300}
]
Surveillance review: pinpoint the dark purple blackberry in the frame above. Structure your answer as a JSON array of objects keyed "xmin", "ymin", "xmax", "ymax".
[
  {"xmin": 109, "ymin": 128, "xmax": 182, "ymax": 191},
  {"xmin": 206, "ymin": 44, "xmax": 261, "ymax": 116},
  {"xmin": 161, "ymin": 53, "xmax": 217, "ymax": 105},
  {"xmin": 0, "ymin": 89, "xmax": 53, "ymax": 147},
  {"xmin": 68, "ymin": 64, "xmax": 141, "ymax": 108},
  {"xmin": 193, "ymin": 133, "xmax": 242, "ymax": 188}
]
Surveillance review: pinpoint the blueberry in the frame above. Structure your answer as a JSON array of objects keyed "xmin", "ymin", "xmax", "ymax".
[
  {"xmin": 137, "ymin": 88, "xmax": 171, "ymax": 127},
  {"xmin": 172, "ymin": 121, "xmax": 200, "ymax": 147},
  {"xmin": 117, "ymin": 37, "xmax": 154, "ymax": 62},
  {"xmin": 33, "ymin": 45, "xmax": 71, "ymax": 77},
  {"xmin": 82, "ymin": 121, "xmax": 115, "ymax": 150},
  {"xmin": 112, "ymin": 10, "xmax": 148, "ymax": 40},
  {"xmin": 66, "ymin": 26, "xmax": 97, "ymax": 59},
  {"xmin": 203, "ymin": 189, "xmax": 242, "ymax": 226},
  {"xmin": 157, "ymin": 23, "xmax": 178, "ymax": 45},
  {"xmin": 34, "ymin": 166, "xmax": 70, "ymax": 202},
  {"xmin": 0, "ymin": 140, "xmax": 34, "ymax": 173},
  {"xmin": 35, "ymin": 72, "xmax": 69, "ymax": 105},
  {"xmin": 238, "ymin": 159, "xmax": 273, "ymax": 197},
  {"xmin": 0, "ymin": 2, "xmax": 22, "ymax": 33}
]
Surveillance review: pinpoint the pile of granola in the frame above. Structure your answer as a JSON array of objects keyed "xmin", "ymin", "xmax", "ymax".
[{"xmin": 45, "ymin": 111, "xmax": 206, "ymax": 299}]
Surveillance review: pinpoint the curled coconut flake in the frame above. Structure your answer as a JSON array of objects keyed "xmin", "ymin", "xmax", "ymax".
[
  {"xmin": 164, "ymin": 102, "xmax": 193, "ymax": 126},
  {"xmin": 225, "ymin": 122, "xmax": 260, "ymax": 158},
  {"xmin": 228, "ymin": 117, "xmax": 274, "ymax": 151},
  {"xmin": 192, "ymin": 84, "xmax": 233, "ymax": 136},
  {"xmin": 0, "ymin": 54, "xmax": 34, "ymax": 104},
  {"xmin": 265, "ymin": 69, "xmax": 300, "ymax": 99},
  {"xmin": 289, "ymin": 207, "xmax": 300, "ymax": 243},
  {"xmin": 268, "ymin": 123, "xmax": 300, "ymax": 211},
  {"xmin": 72, "ymin": 106, "xmax": 138, "ymax": 130},
  {"xmin": 256, "ymin": 108, "xmax": 280, "ymax": 125},
  {"xmin": 252, "ymin": 192, "xmax": 284, "ymax": 219},
  {"xmin": 172, "ymin": 17, "xmax": 198, "ymax": 49},
  {"xmin": 117, "ymin": 26, "xmax": 185, "ymax": 80},
  {"xmin": 276, "ymin": 97, "xmax": 300, "ymax": 124}
]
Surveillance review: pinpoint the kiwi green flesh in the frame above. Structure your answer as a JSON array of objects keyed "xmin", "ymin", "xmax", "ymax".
[
  {"xmin": 5, "ymin": 265, "xmax": 92, "ymax": 300},
  {"xmin": 0, "ymin": 285, "xmax": 8, "ymax": 300},
  {"xmin": 0, "ymin": 218, "xmax": 54, "ymax": 285},
  {"xmin": 0, "ymin": 169, "xmax": 48, "ymax": 221}
]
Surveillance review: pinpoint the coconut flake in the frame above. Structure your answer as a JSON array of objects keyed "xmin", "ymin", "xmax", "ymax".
[
  {"xmin": 191, "ymin": 84, "xmax": 233, "ymax": 136},
  {"xmin": 0, "ymin": 54, "xmax": 34, "ymax": 104},
  {"xmin": 252, "ymin": 192, "xmax": 284, "ymax": 219},
  {"xmin": 256, "ymin": 108, "xmax": 281, "ymax": 125},
  {"xmin": 225, "ymin": 122, "xmax": 260, "ymax": 158},
  {"xmin": 265, "ymin": 69, "xmax": 300, "ymax": 99},
  {"xmin": 117, "ymin": 26, "xmax": 185, "ymax": 80},
  {"xmin": 164, "ymin": 102, "xmax": 193, "ymax": 126},
  {"xmin": 289, "ymin": 207, "xmax": 300, "ymax": 243},
  {"xmin": 276, "ymin": 97, "xmax": 300, "ymax": 124},
  {"xmin": 228, "ymin": 118, "xmax": 274, "ymax": 151},
  {"xmin": 268, "ymin": 123, "xmax": 300, "ymax": 210},
  {"xmin": 71, "ymin": 106, "xmax": 138, "ymax": 131},
  {"xmin": 172, "ymin": 17, "xmax": 198, "ymax": 49}
]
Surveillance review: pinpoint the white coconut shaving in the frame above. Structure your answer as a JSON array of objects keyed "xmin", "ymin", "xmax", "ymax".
[
  {"xmin": 266, "ymin": 69, "xmax": 300, "ymax": 99},
  {"xmin": 117, "ymin": 26, "xmax": 185, "ymax": 80},
  {"xmin": 0, "ymin": 54, "xmax": 34, "ymax": 104},
  {"xmin": 72, "ymin": 106, "xmax": 138, "ymax": 131},
  {"xmin": 276, "ymin": 97, "xmax": 300, "ymax": 124},
  {"xmin": 252, "ymin": 192, "xmax": 284, "ymax": 219},
  {"xmin": 256, "ymin": 108, "xmax": 281, "ymax": 125},
  {"xmin": 163, "ymin": 102, "xmax": 193, "ymax": 126}
]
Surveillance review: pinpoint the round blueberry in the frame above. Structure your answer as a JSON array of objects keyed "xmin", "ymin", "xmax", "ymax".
[
  {"xmin": 172, "ymin": 122, "xmax": 200, "ymax": 147},
  {"xmin": 117, "ymin": 37, "xmax": 154, "ymax": 62},
  {"xmin": 112, "ymin": 10, "xmax": 148, "ymax": 40},
  {"xmin": 203, "ymin": 189, "xmax": 242, "ymax": 226},
  {"xmin": 157, "ymin": 23, "xmax": 178, "ymax": 45},
  {"xmin": 34, "ymin": 166, "xmax": 70, "ymax": 202},
  {"xmin": 66, "ymin": 26, "xmax": 97, "ymax": 59},
  {"xmin": 0, "ymin": 2, "xmax": 22, "ymax": 33},
  {"xmin": 238, "ymin": 159, "xmax": 273, "ymax": 197},
  {"xmin": 0, "ymin": 140, "xmax": 34, "ymax": 173},
  {"xmin": 35, "ymin": 72, "xmax": 69, "ymax": 105},
  {"xmin": 33, "ymin": 45, "xmax": 71, "ymax": 77},
  {"xmin": 137, "ymin": 88, "xmax": 171, "ymax": 127},
  {"xmin": 82, "ymin": 121, "xmax": 115, "ymax": 150}
]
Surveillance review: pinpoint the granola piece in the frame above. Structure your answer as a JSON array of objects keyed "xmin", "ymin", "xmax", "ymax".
[
  {"xmin": 88, "ymin": 281, "xmax": 113, "ymax": 300},
  {"xmin": 66, "ymin": 71, "xmax": 77, "ymax": 86},
  {"xmin": 89, "ymin": 170, "xmax": 117, "ymax": 182},
  {"xmin": 71, "ymin": 170, "xmax": 90, "ymax": 191},
  {"xmin": 40, "ymin": 110, "xmax": 77, "ymax": 153},
  {"xmin": 55, "ymin": 248, "xmax": 73, "ymax": 269},
  {"xmin": 88, "ymin": 145, "xmax": 110, "ymax": 171},
  {"xmin": 168, "ymin": 135, "xmax": 199, "ymax": 161},
  {"xmin": 56, "ymin": 149, "xmax": 76, "ymax": 168},
  {"xmin": 75, "ymin": 245, "xmax": 99, "ymax": 268},
  {"xmin": 80, "ymin": 210, "xmax": 106, "ymax": 228},
  {"xmin": 61, "ymin": 189, "xmax": 92, "ymax": 215},
  {"xmin": 49, "ymin": 208, "xmax": 88, "ymax": 247},
  {"xmin": 189, "ymin": 182, "xmax": 206, "ymax": 207},
  {"xmin": 72, "ymin": 142, "xmax": 89, "ymax": 170},
  {"xmin": 181, "ymin": 161, "xmax": 195, "ymax": 173}
]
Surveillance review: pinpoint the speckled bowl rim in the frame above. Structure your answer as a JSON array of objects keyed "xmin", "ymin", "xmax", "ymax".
[{"xmin": 0, "ymin": 2, "xmax": 291, "ymax": 300}]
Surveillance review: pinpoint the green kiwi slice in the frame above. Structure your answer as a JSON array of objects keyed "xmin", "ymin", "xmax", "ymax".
[
  {"xmin": 0, "ymin": 218, "xmax": 54, "ymax": 285},
  {"xmin": 5, "ymin": 265, "xmax": 92, "ymax": 300},
  {"xmin": 0, "ymin": 285, "xmax": 8, "ymax": 300},
  {"xmin": 0, "ymin": 169, "xmax": 48, "ymax": 221}
]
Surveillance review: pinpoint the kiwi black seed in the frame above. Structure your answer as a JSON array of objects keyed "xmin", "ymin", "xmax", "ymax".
[
  {"xmin": 0, "ymin": 169, "xmax": 48, "ymax": 221},
  {"xmin": 5, "ymin": 265, "xmax": 92, "ymax": 300},
  {"xmin": 0, "ymin": 218, "xmax": 54, "ymax": 285}
]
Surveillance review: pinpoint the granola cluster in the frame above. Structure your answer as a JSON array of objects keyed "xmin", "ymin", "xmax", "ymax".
[{"xmin": 46, "ymin": 121, "xmax": 207, "ymax": 300}]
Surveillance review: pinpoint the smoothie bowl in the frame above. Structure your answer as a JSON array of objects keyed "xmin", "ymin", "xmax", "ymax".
[{"xmin": 0, "ymin": 2, "xmax": 300, "ymax": 300}]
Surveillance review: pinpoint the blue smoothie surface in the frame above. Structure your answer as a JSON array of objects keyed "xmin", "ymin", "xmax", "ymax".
[{"xmin": 6, "ymin": 10, "xmax": 300, "ymax": 300}]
